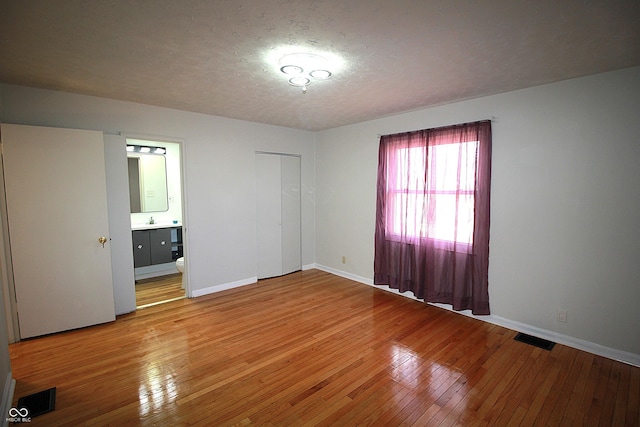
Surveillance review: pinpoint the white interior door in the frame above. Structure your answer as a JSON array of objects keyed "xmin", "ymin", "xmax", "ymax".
[
  {"xmin": 280, "ymin": 155, "xmax": 301, "ymax": 275},
  {"xmin": 256, "ymin": 153, "xmax": 283, "ymax": 279},
  {"xmin": 256, "ymin": 153, "xmax": 301, "ymax": 279},
  {"xmin": 2, "ymin": 124, "xmax": 116, "ymax": 339}
]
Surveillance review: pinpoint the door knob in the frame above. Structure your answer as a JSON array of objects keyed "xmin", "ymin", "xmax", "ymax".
[{"xmin": 98, "ymin": 236, "xmax": 108, "ymax": 248}]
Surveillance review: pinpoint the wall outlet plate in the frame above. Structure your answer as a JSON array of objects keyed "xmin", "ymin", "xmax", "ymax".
[{"xmin": 557, "ymin": 310, "xmax": 567, "ymax": 323}]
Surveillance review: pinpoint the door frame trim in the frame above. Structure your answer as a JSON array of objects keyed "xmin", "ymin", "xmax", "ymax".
[{"xmin": 121, "ymin": 132, "xmax": 190, "ymax": 299}]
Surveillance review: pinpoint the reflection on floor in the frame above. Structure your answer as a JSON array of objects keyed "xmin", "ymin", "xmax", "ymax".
[{"xmin": 135, "ymin": 273, "xmax": 185, "ymax": 308}]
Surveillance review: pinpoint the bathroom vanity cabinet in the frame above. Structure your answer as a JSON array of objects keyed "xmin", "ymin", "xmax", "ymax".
[{"xmin": 132, "ymin": 226, "xmax": 182, "ymax": 268}]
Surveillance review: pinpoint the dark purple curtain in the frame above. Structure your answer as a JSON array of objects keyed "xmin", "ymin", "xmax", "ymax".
[{"xmin": 374, "ymin": 120, "xmax": 492, "ymax": 315}]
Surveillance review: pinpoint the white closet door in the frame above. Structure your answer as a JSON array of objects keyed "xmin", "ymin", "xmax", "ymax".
[
  {"xmin": 2, "ymin": 124, "xmax": 116, "ymax": 338},
  {"xmin": 256, "ymin": 154, "xmax": 283, "ymax": 279},
  {"xmin": 280, "ymin": 155, "xmax": 301, "ymax": 275},
  {"xmin": 256, "ymin": 153, "xmax": 301, "ymax": 279}
]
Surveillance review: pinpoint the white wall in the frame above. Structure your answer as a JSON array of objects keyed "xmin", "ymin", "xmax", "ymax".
[
  {"xmin": 0, "ymin": 84, "xmax": 316, "ymax": 299},
  {"xmin": 315, "ymin": 66, "xmax": 640, "ymax": 359}
]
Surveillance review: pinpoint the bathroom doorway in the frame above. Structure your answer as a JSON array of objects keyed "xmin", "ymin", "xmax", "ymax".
[{"xmin": 126, "ymin": 138, "xmax": 187, "ymax": 308}]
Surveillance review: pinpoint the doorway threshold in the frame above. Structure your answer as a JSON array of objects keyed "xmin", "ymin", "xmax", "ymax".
[{"xmin": 136, "ymin": 295, "xmax": 186, "ymax": 310}]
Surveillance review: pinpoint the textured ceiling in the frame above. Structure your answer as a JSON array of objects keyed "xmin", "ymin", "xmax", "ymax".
[{"xmin": 1, "ymin": 0, "xmax": 639, "ymax": 131}]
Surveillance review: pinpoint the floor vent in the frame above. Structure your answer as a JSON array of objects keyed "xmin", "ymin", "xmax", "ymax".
[
  {"xmin": 514, "ymin": 332, "xmax": 555, "ymax": 351},
  {"xmin": 16, "ymin": 387, "xmax": 56, "ymax": 418}
]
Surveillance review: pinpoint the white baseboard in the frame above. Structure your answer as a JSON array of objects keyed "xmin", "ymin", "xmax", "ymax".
[
  {"xmin": 188, "ymin": 265, "xmax": 324, "ymax": 298},
  {"xmin": 313, "ymin": 264, "xmax": 640, "ymax": 367},
  {"xmin": 190, "ymin": 276, "xmax": 257, "ymax": 298},
  {"xmin": 1, "ymin": 373, "xmax": 15, "ymax": 427},
  {"xmin": 134, "ymin": 263, "xmax": 179, "ymax": 281},
  {"xmin": 483, "ymin": 315, "xmax": 640, "ymax": 367},
  {"xmin": 313, "ymin": 263, "xmax": 373, "ymax": 286}
]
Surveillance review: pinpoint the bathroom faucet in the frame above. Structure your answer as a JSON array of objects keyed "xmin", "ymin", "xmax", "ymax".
[{"xmin": 149, "ymin": 216, "xmax": 155, "ymax": 224}]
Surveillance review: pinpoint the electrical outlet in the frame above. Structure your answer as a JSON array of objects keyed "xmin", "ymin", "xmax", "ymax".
[
  {"xmin": 557, "ymin": 310, "xmax": 567, "ymax": 323},
  {"xmin": 341, "ymin": 256, "xmax": 346, "ymax": 264}
]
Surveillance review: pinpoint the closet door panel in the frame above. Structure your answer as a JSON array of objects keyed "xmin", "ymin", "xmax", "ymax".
[
  {"xmin": 281, "ymin": 155, "xmax": 301, "ymax": 275},
  {"xmin": 256, "ymin": 153, "xmax": 283, "ymax": 279}
]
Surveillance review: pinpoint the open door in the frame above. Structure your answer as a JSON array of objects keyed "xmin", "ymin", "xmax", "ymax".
[{"xmin": 1, "ymin": 124, "xmax": 115, "ymax": 339}]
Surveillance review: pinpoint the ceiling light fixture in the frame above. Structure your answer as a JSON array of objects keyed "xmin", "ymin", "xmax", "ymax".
[
  {"xmin": 278, "ymin": 53, "xmax": 333, "ymax": 94},
  {"xmin": 280, "ymin": 65, "xmax": 303, "ymax": 75},
  {"xmin": 309, "ymin": 69, "xmax": 332, "ymax": 79},
  {"xmin": 289, "ymin": 76, "xmax": 311, "ymax": 87},
  {"xmin": 126, "ymin": 144, "xmax": 166, "ymax": 155}
]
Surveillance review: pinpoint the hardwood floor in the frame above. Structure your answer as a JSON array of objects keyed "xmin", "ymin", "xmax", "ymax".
[
  {"xmin": 135, "ymin": 274, "xmax": 185, "ymax": 307},
  {"xmin": 9, "ymin": 270, "xmax": 639, "ymax": 426}
]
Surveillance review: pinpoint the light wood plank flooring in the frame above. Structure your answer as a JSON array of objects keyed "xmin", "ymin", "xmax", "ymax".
[
  {"xmin": 9, "ymin": 270, "xmax": 640, "ymax": 426},
  {"xmin": 135, "ymin": 274, "xmax": 185, "ymax": 307}
]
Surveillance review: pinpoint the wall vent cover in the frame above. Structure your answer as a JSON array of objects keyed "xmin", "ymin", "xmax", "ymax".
[
  {"xmin": 16, "ymin": 387, "xmax": 56, "ymax": 418},
  {"xmin": 514, "ymin": 332, "xmax": 556, "ymax": 351}
]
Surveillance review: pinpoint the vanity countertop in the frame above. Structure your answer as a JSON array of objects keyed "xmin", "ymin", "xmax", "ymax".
[{"xmin": 132, "ymin": 222, "xmax": 182, "ymax": 231}]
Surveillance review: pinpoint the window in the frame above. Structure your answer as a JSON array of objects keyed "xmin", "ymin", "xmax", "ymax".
[
  {"xmin": 389, "ymin": 141, "xmax": 478, "ymax": 247},
  {"xmin": 374, "ymin": 120, "xmax": 492, "ymax": 315}
]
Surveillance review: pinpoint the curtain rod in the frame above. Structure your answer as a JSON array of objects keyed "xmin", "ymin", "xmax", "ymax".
[{"xmin": 377, "ymin": 116, "xmax": 496, "ymax": 138}]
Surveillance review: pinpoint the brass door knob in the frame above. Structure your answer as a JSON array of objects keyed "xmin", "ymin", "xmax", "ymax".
[{"xmin": 98, "ymin": 236, "xmax": 108, "ymax": 247}]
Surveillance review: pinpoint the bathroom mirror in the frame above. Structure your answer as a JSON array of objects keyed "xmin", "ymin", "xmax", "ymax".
[{"xmin": 127, "ymin": 152, "xmax": 169, "ymax": 213}]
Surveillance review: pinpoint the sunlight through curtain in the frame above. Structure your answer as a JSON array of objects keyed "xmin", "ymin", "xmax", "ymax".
[{"xmin": 374, "ymin": 120, "xmax": 492, "ymax": 314}]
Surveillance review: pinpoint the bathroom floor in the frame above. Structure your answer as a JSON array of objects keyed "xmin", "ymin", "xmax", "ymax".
[{"xmin": 135, "ymin": 274, "xmax": 185, "ymax": 307}]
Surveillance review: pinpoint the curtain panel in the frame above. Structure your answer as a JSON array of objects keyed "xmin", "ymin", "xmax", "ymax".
[{"xmin": 374, "ymin": 120, "xmax": 492, "ymax": 315}]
